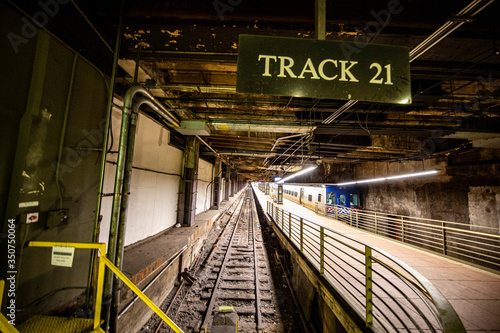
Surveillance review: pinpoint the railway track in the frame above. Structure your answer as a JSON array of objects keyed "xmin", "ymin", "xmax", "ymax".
[{"xmin": 165, "ymin": 187, "xmax": 283, "ymax": 333}]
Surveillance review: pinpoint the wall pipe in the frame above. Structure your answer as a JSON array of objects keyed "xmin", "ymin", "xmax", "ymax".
[
  {"xmin": 110, "ymin": 99, "xmax": 151, "ymax": 331},
  {"xmin": 263, "ymin": 133, "xmax": 308, "ymax": 167},
  {"xmin": 89, "ymin": 0, "xmax": 125, "ymax": 320},
  {"xmin": 196, "ymin": 135, "xmax": 219, "ymax": 155},
  {"xmin": 103, "ymin": 88, "xmax": 180, "ymax": 331},
  {"xmin": 55, "ymin": 54, "xmax": 78, "ymax": 209}
]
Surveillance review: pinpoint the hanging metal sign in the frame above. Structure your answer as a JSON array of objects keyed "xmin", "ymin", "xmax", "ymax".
[{"xmin": 236, "ymin": 35, "xmax": 411, "ymax": 104}]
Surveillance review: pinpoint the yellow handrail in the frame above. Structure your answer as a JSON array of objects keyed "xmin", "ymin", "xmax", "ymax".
[{"xmin": 28, "ymin": 241, "xmax": 184, "ymax": 333}]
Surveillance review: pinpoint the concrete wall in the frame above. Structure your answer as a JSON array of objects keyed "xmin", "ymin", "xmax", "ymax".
[
  {"xmin": 100, "ymin": 111, "xmax": 183, "ymax": 247},
  {"xmin": 468, "ymin": 186, "xmax": 500, "ymax": 234},
  {"xmin": 0, "ymin": 23, "xmax": 108, "ymax": 321},
  {"xmin": 316, "ymin": 153, "xmax": 500, "ymax": 227},
  {"xmin": 196, "ymin": 158, "xmax": 214, "ymax": 213}
]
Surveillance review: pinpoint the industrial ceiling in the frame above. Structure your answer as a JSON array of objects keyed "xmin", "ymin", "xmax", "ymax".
[{"xmin": 8, "ymin": 0, "xmax": 500, "ymax": 181}]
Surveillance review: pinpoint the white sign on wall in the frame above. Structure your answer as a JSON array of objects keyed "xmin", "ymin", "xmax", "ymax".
[{"xmin": 51, "ymin": 246, "xmax": 75, "ymax": 267}]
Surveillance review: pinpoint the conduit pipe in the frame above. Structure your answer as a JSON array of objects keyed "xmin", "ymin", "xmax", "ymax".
[
  {"xmin": 263, "ymin": 133, "xmax": 309, "ymax": 167},
  {"xmin": 103, "ymin": 86, "xmax": 180, "ymax": 332},
  {"xmin": 91, "ymin": 0, "xmax": 125, "ymax": 319},
  {"xmin": 322, "ymin": 0, "xmax": 495, "ymax": 125},
  {"xmin": 55, "ymin": 54, "xmax": 78, "ymax": 209},
  {"xmin": 196, "ymin": 135, "xmax": 219, "ymax": 155}
]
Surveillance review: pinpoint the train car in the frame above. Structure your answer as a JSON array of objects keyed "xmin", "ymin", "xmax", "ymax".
[{"xmin": 283, "ymin": 183, "xmax": 360, "ymax": 214}]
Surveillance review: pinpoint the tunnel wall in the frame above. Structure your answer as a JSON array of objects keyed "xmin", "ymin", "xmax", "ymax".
[
  {"xmin": 99, "ymin": 111, "xmax": 184, "ymax": 247},
  {"xmin": 305, "ymin": 152, "xmax": 500, "ymax": 229},
  {"xmin": 196, "ymin": 158, "xmax": 214, "ymax": 213}
]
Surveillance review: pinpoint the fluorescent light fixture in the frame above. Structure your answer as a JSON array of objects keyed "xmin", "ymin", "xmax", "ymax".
[
  {"xmin": 274, "ymin": 177, "xmax": 282, "ymax": 182},
  {"xmin": 277, "ymin": 166, "xmax": 317, "ymax": 184},
  {"xmin": 336, "ymin": 170, "xmax": 439, "ymax": 186},
  {"xmin": 336, "ymin": 181, "xmax": 357, "ymax": 186},
  {"xmin": 356, "ymin": 177, "xmax": 386, "ymax": 184},
  {"xmin": 386, "ymin": 170, "xmax": 438, "ymax": 180}
]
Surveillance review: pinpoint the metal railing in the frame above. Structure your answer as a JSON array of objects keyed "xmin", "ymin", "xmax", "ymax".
[
  {"xmin": 268, "ymin": 202, "xmax": 465, "ymax": 333},
  {"xmin": 316, "ymin": 203, "xmax": 500, "ymax": 271},
  {"xmin": 27, "ymin": 241, "xmax": 184, "ymax": 333}
]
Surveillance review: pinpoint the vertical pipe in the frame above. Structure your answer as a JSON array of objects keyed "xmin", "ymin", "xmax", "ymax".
[
  {"xmin": 109, "ymin": 104, "xmax": 139, "ymax": 332},
  {"xmin": 55, "ymin": 54, "xmax": 78, "ymax": 210},
  {"xmin": 102, "ymin": 89, "xmax": 143, "ymax": 331},
  {"xmin": 88, "ymin": 0, "xmax": 125, "ymax": 309},
  {"xmin": 365, "ymin": 247, "xmax": 373, "ymax": 328}
]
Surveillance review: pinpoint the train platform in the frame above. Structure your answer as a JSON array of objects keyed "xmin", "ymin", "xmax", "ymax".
[{"xmin": 253, "ymin": 187, "xmax": 500, "ymax": 333}]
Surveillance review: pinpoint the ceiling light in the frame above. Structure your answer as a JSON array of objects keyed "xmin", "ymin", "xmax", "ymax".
[
  {"xmin": 277, "ymin": 166, "xmax": 318, "ymax": 184},
  {"xmin": 336, "ymin": 170, "xmax": 439, "ymax": 186}
]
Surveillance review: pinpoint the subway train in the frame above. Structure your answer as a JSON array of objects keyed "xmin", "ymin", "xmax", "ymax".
[{"xmin": 263, "ymin": 182, "xmax": 360, "ymax": 214}]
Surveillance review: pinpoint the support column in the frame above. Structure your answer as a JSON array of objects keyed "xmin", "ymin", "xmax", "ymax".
[
  {"xmin": 224, "ymin": 160, "xmax": 230, "ymax": 201},
  {"xmin": 177, "ymin": 136, "xmax": 199, "ymax": 227},
  {"xmin": 211, "ymin": 155, "xmax": 222, "ymax": 209},
  {"xmin": 230, "ymin": 170, "xmax": 236, "ymax": 197}
]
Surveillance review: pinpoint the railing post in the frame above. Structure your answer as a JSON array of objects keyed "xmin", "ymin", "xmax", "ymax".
[
  {"xmin": 289, "ymin": 212, "xmax": 292, "ymax": 239},
  {"xmin": 349, "ymin": 208, "xmax": 353, "ymax": 225},
  {"xmin": 365, "ymin": 246, "xmax": 373, "ymax": 329},
  {"xmin": 356, "ymin": 210, "xmax": 359, "ymax": 228},
  {"xmin": 281, "ymin": 209, "xmax": 285, "ymax": 230},
  {"xmin": 335, "ymin": 205, "xmax": 338, "ymax": 220},
  {"xmin": 442, "ymin": 221, "xmax": 447, "ymax": 255},
  {"xmin": 374, "ymin": 212, "xmax": 378, "ymax": 234},
  {"xmin": 401, "ymin": 217, "xmax": 405, "ymax": 243},
  {"xmin": 300, "ymin": 218, "xmax": 304, "ymax": 251},
  {"xmin": 320, "ymin": 227, "xmax": 325, "ymax": 276}
]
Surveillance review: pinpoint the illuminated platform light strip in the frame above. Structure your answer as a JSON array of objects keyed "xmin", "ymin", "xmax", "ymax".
[
  {"xmin": 336, "ymin": 170, "xmax": 439, "ymax": 186},
  {"xmin": 277, "ymin": 166, "xmax": 318, "ymax": 184}
]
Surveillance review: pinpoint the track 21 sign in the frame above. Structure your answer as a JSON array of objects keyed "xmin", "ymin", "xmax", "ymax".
[{"xmin": 236, "ymin": 35, "xmax": 411, "ymax": 104}]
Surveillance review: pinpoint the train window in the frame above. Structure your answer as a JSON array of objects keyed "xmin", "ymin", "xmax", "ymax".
[
  {"xmin": 295, "ymin": 191, "xmax": 297, "ymax": 197},
  {"xmin": 318, "ymin": 194, "xmax": 322, "ymax": 202},
  {"xmin": 350, "ymin": 194, "xmax": 359, "ymax": 206},
  {"xmin": 308, "ymin": 194, "xmax": 312, "ymax": 201},
  {"xmin": 340, "ymin": 194, "xmax": 346, "ymax": 206},
  {"xmin": 326, "ymin": 193, "xmax": 336, "ymax": 205}
]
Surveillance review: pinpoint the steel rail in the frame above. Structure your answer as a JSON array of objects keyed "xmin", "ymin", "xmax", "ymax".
[
  {"xmin": 200, "ymin": 196, "xmax": 246, "ymax": 331},
  {"xmin": 250, "ymin": 194, "xmax": 263, "ymax": 332}
]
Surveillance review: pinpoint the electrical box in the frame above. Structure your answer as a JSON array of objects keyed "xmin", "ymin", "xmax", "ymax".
[
  {"xmin": 46, "ymin": 209, "xmax": 69, "ymax": 229},
  {"xmin": 176, "ymin": 120, "xmax": 211, "ymax": 136}
]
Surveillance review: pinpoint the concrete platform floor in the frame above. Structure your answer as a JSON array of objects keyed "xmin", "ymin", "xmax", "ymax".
[{"xmin": 254, "ymin": 188, "xmax": 500, "ymax": 333}]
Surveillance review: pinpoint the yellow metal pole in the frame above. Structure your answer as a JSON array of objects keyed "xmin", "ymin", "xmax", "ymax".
[
  {"xmin": 288, "ymin": 212, "xmax": 292, "ymax": 239},
  {"xmin": 0, "ymin": 280, "xmax": 4, "ymax": 306},
  {"xmin": 29, "ymin": 241, "xmax": 104, "ymax": 249},
  {"xmin": 94, "ymin": 244, "xmax": 107, "ymax": 330},
  {"xmin": 100, "ymin": 256, "xmax": 185, "ymax": 333}
]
